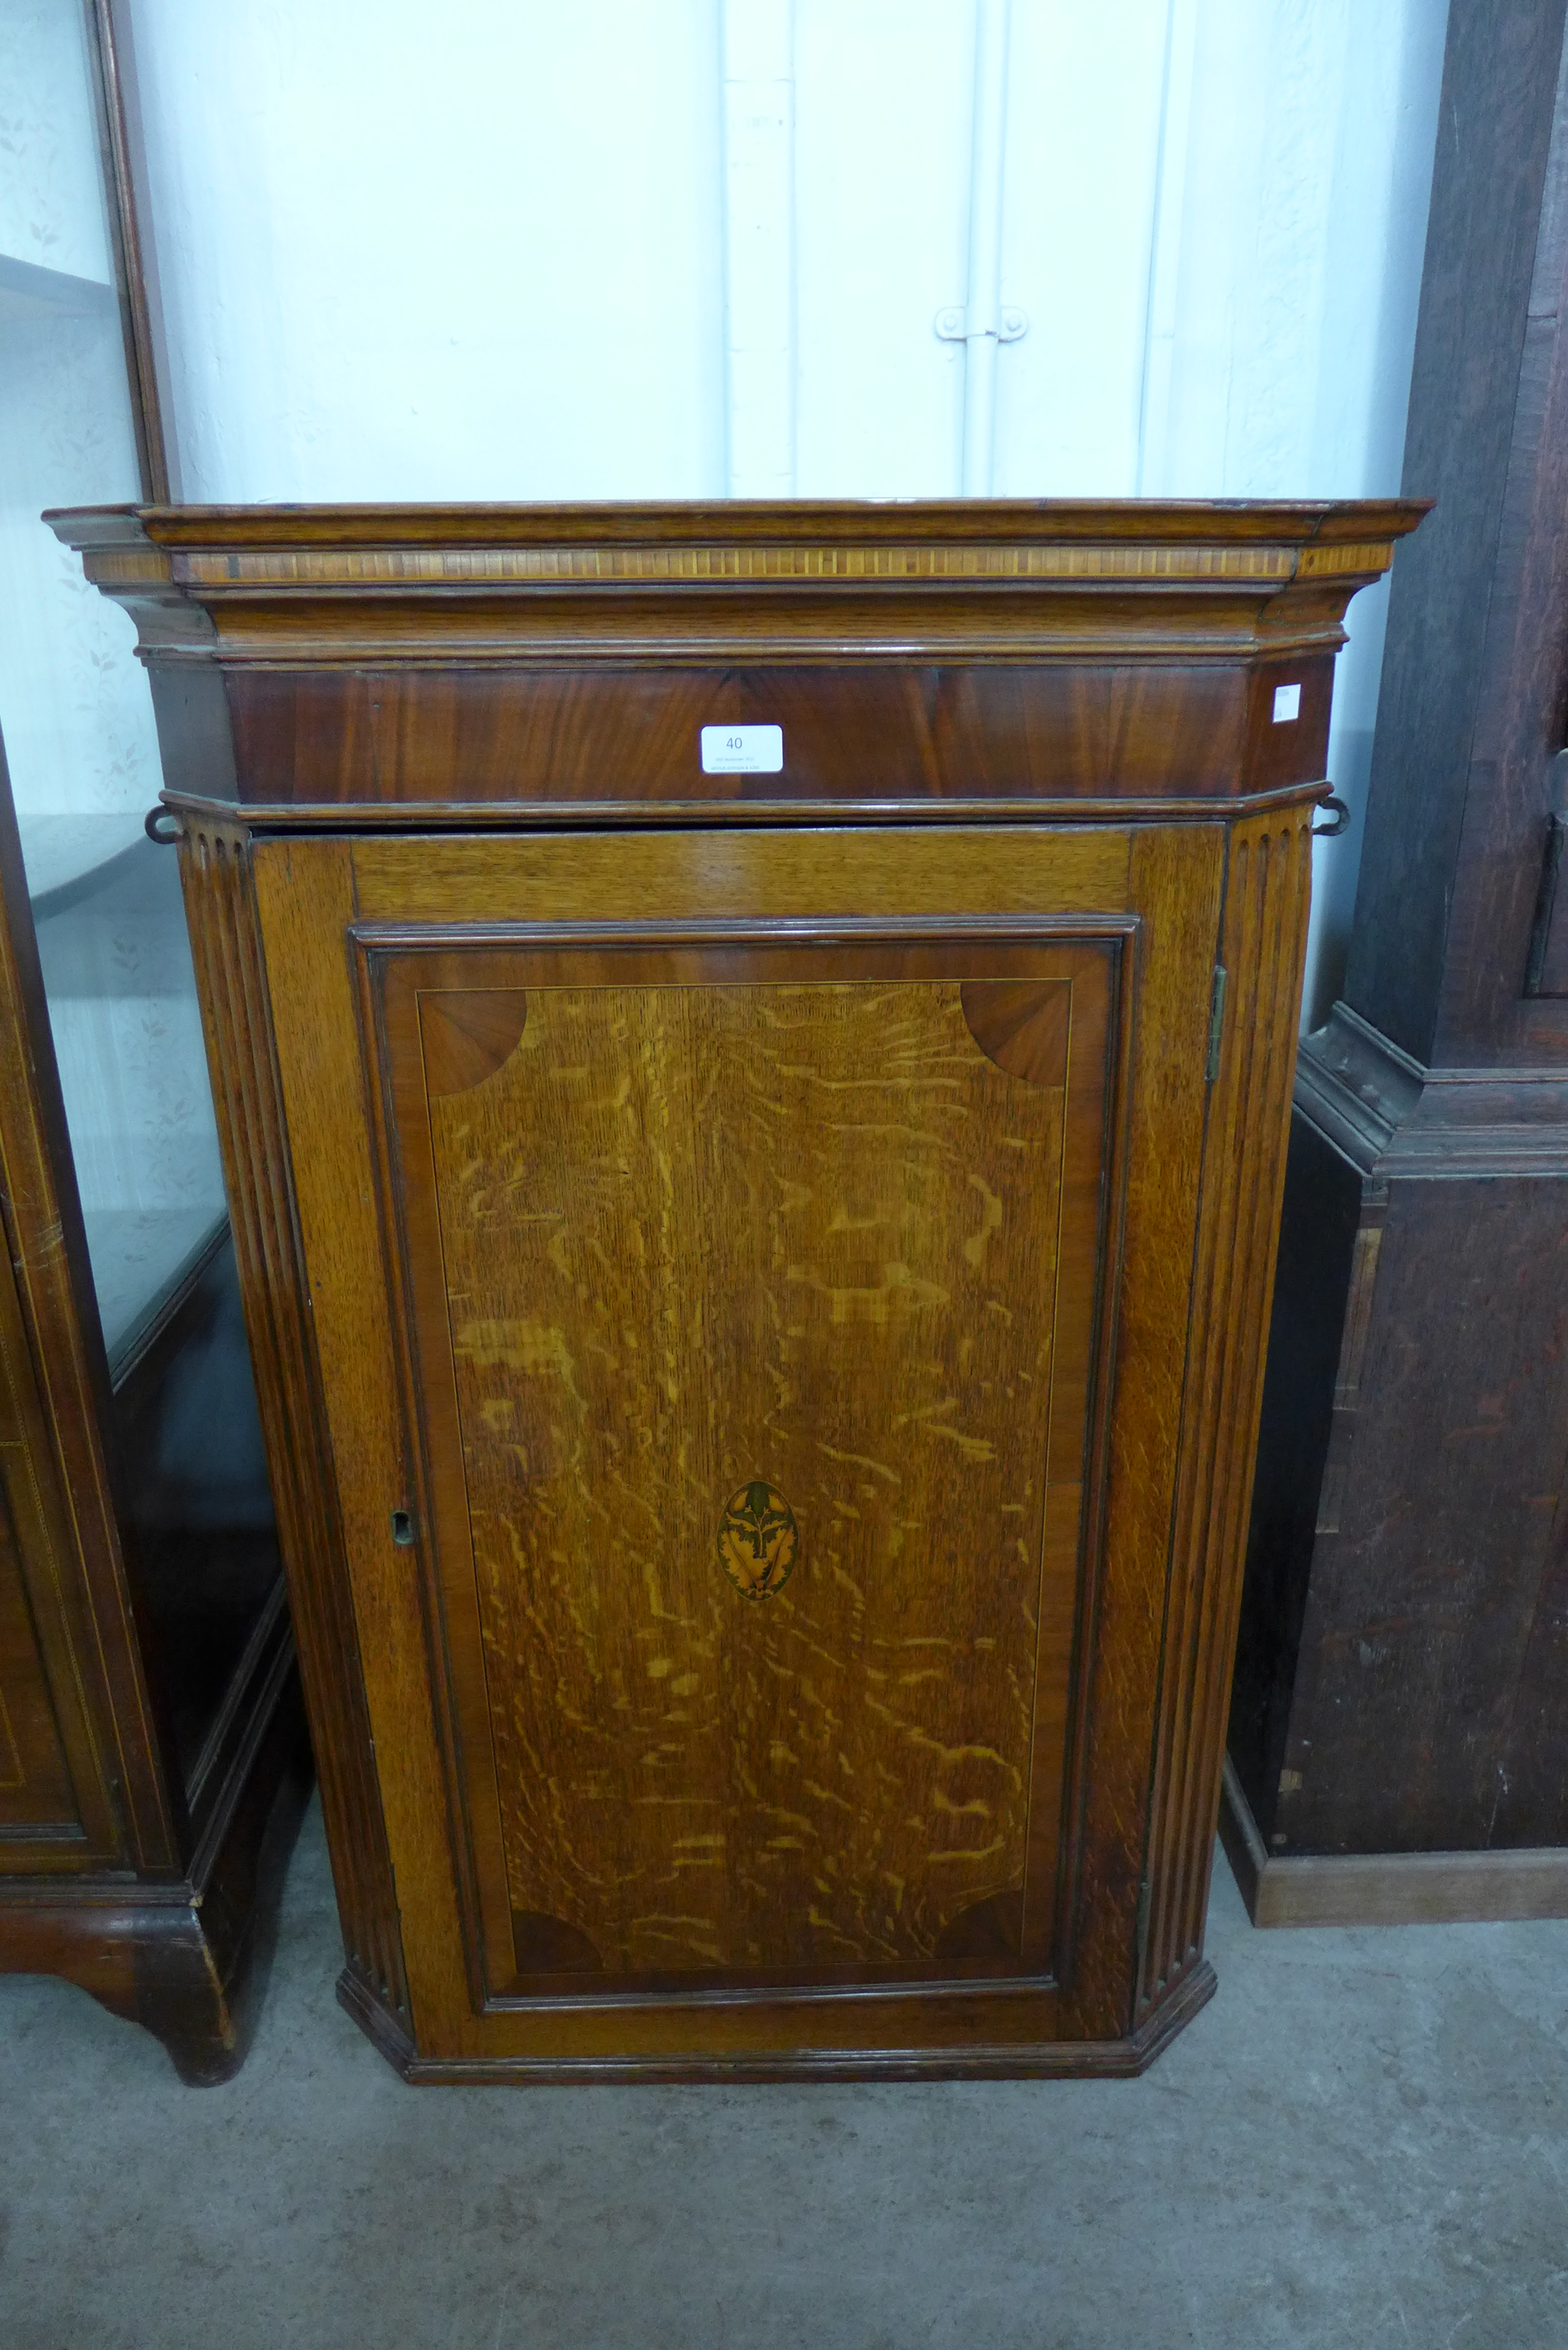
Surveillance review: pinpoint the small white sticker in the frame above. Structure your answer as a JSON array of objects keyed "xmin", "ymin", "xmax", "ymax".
[
  {"xmin": 701, "ymin": 723, "xmax": 783, "ymax": 774},
  {"xmin": 1272, "ymin": 682, "xmax": 1302, "ymax": 724}
]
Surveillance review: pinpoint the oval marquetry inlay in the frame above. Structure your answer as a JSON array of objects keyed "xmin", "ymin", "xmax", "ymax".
[{"xmin": 717, "ymin": 1481, "xmax": 799, "ymax": 1601}]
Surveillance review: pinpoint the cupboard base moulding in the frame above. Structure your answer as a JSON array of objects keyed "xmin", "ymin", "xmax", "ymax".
[{"xmin": 336, "ymin": 1954, "xmax": 1219, "ymax": 2086}]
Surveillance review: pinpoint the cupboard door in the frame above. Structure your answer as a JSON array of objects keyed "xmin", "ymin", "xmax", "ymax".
[
  {"xmin": 253, "ymin": 821, "xmax": 1228, "ymax": 2060},
  {"xmin": 363, "ymin": 914, "xmax": 1133, "ymax": 2001}
]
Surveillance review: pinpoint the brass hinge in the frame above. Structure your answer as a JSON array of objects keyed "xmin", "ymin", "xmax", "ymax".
[
  {"xmin": 1206, "ymin": 964, "xmax": 1228, "ymax": 1083},
  {"xmin": 1135, "ymin": 1876, "xmax": 1152, "ymax": 1975}
]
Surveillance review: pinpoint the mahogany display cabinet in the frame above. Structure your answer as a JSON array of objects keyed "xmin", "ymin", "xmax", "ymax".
[
  {"xmin": 0, "ymin": 0, "xmax": 307, "ymax": 2084},
  {"xmin": 51, "ymin": 497, "xmax": 1422, "ymax": 2081},
  {"xmin": 0, "ymin": 762, "xmax": 309, "ymax": 2082}
]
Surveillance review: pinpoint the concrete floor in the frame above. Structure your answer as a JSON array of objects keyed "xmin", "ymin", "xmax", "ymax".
[{"xmin": 1, "ymin": 1802, "xmax": 1565, "ymax": 2349}]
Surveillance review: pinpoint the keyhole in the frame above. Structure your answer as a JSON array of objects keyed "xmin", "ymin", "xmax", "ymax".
[{"xmin": 390, "ymin": 1509, "xmax": 414, "ymax": 1547}]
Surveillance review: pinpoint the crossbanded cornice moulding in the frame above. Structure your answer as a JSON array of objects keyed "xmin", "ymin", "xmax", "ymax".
[{"xmin": 45, "ymin": 500, "xmax": 1425, "ymax": 674}]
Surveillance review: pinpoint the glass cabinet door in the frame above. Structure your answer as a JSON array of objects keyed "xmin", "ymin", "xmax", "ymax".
[
  {"xmin": 0, "ymin": 0, "xmax": 225, "ymax": 1348},
  {"xmin": 0, "ymin": 0, "xmax": 278, "ymax": 1790}
]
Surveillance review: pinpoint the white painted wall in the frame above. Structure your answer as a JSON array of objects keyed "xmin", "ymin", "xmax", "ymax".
[
  {"xmin": 722, "ymin": 0, "xmax": 795, "ymax": 495},
  {"xmin": 129, "ymin": 0, "xmax": 727, "ymax": 502},
  {"xmin": 112, "ymin": 1, "xmax": 1454, "ymax": 1028},
  {"xmin": 1142, "ymin": 0, "xmax": 1447, "ymax": 1018}
]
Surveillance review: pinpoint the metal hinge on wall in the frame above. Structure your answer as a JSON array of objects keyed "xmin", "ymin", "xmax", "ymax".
[{"xmin": 1206, "ymin": 965, "xmax": 1228, "ymax": 1082}]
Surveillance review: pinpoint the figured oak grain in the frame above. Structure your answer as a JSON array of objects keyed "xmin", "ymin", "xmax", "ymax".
[
  {"xmin": 378, "ymin": 937, "xmax": 1123, "ymax": 1992},
  {"xmin": 351, "ymin": 823, "xmax": 1132, "ymax": 929}
]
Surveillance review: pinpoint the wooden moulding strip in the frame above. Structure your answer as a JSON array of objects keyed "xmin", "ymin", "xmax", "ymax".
[
  {"xmin": 82, "ymin": 492, "xmax": 1426, "ymax": 546},
  {"xmin": 1140, "ymin": 806, "xmax": 1314, "ymax": 2011},
  {"xmin": 1175, "ymin": 812, "xmax": 1314, "ymax": 1969},
  {"xmin": 123, "ymin": 618, "xmax": 1367, "ymax": 668},
  {"xmin": 339, "ymin": 1960, "xmax": 1220, "ymax": 2088},
  {"xmin": 156, "ymin": 783, "xmax": 1333, "ymax": 834},
  {"xmin": 1220, "ymin": 1759, "xmax": 1568, "ymax": 1927},
  {"xmin": 176, "ymin": 821, "xmax": 412, "ymax": 2031}
]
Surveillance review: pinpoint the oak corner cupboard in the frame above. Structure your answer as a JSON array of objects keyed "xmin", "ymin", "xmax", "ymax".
[{"xmin": 52, "ymin": 497, "xmax": 1422, "ymax": 2082}]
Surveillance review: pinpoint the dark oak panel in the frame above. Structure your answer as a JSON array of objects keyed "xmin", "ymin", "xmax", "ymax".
[
  {"xmin": 1348, "ymin": 0, "xmax": 1568, "ymax": 1066},
  {"xmin": 1230, "ymin": 0, "xmax": 1568, "ymax": 1922},
  {"xmin": 1264, "ymin": 1168, "xmax": 1568, "ymax": 1855}
]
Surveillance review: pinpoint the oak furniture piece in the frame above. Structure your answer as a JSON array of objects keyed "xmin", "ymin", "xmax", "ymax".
[
  {"xmin": 1225, "ymin": 0, "xmax": 1568, "ymax": 1929},
  {"xmin": 0, "ymin": 0, "xmax": 307, "ymax": 2082},
  {"xmin": 54, "ymin": 496, "xmax": 1420, "ymax": 2080}
]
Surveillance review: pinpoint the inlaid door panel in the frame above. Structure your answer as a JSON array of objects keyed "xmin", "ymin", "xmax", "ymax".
[{"xmin": 363, "ymin": 921, "xmax": 1133, "ymax": 2004}]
